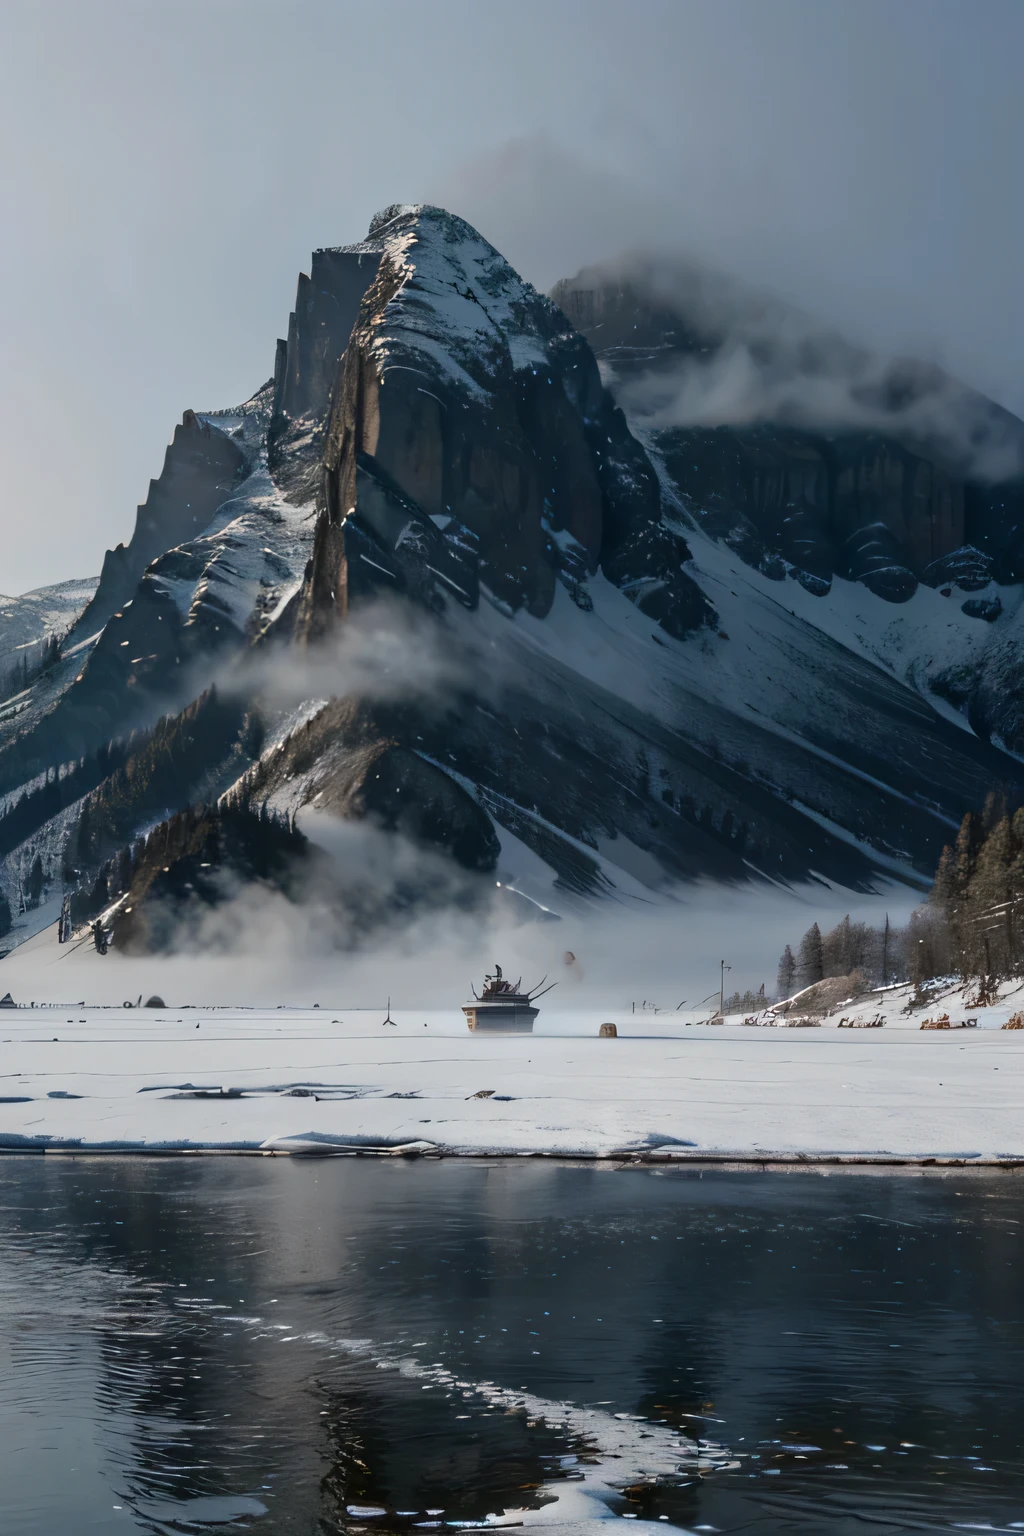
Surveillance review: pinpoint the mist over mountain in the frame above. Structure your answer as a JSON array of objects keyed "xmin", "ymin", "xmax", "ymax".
[
  {"xmin": 556, "ymin": 254, "xmax": 1024, "ymax": 481},
  {"xmin": 1, "ymin": 203, "xmax": 1023, "ymax": 957}
]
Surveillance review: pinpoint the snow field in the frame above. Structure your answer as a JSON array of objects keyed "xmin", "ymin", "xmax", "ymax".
[{"xmin": 1, "ymin": 977, "xmax": 1023, "ymax": 1160}]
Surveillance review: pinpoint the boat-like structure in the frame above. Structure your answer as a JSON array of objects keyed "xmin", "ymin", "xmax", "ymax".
[{"xmin": 463, "ymin": 964, "xmax": 555, "ymax": 1033}]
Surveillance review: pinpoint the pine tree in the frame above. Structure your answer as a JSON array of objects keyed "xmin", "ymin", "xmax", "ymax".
[
  {"xmin": 25, "ymin": 853, "xmax": 44, "ymax": 908},
  {"xmin": 971, "ymin": 815, "xmax": 1014, "ymax": 976},
  {"xmin": 777, "ymin": 944, "xmax": 796, "ymax": 998},
  {"xmin": 798, "ymin": 922, "xmax": 824, "ymax": 988},
  {"xmin": 1008, "ymin": 807, "xmax": 1024, "ymax": 973},
  {"xmin": 89, "ymin": 870, "xmax": 109, "ymax": 911},
  {"xmin": 75, "ymin": 799, "xmax": 93, "ymax": 867},
  {"xmin": 823, "ymin": 914, "xmax": 861, "ymax": 977},
  {"xmin": 932, "ymin": 813, "xmax": 980, "ymax": 976},
  {"xmin": 0, "ymin": 891, "xmax": 11, "ymax": 938},
  {"xmin": 983, "ymin": 788, "xmax": 1010, "ymax": 834},
  {"xmin": 931, "ymin": 842, "xmax": 957, "ymax": 916},
  {"xmin": 822, "ymin": 918, "xmax": 842, "ymax": 977},
  {"xmin": 908, "ymin": 907, "xmax": 936, "ymax": 991},
  {"xmin": 114, "ymin": 846, "xmax": 133, "ymax": 896}
]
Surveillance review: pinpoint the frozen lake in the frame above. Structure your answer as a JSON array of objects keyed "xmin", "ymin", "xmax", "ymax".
[
  {"xmin": 3, "ymin": 995, "xmax": 1024, "ymax": 1160},
  {"xmin": 1, "ymin": 1158, "xmax": 1022, "ymax": 1534}
]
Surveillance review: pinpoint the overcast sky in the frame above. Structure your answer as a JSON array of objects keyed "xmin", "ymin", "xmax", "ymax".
[{"xmin": 1, "ymin": 0, "xmax": 1022, "ymax": 594}]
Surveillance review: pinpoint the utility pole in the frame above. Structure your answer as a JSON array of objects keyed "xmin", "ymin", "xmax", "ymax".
[{"xmin": 719, "ymin": 959, "xmax": 731, "ymax": 1017}]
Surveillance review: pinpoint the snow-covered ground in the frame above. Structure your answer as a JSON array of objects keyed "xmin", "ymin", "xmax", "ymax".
[{"xmin": 1, "ymin": 924, "xmax": 1022, "ymax": 1161}]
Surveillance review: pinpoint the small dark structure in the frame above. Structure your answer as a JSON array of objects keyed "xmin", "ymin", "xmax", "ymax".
[
  {"xmin": 145, "ymin": 996, "xmax": 166, "ymax": 1009},
  {"xmin": 0, "ymin": 992, "xmax": 15, "ymax": 1008},
  {"xmin": 599, "ymin": 1022, "xmax": 617, "ymax": 1037},
  {"xmin": 463, "ymin": 964, "xmax": 554, "ymax": 1034}
]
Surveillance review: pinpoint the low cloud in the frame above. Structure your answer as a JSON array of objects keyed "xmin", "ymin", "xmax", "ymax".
[
  {"xmin": 592, "ymin": 254, "xmax": 1024, "ymax": 482},
  {"xmin": 229, "ymin": 596, "xmax": 480, "ymax": 716},
  {"xmin": 437, "ymin": 134, "xmax": 1024, "ymax": 483},
  {"xmin": 2, "ymin": 827, "xmax": 919, "ymax": 1013}
]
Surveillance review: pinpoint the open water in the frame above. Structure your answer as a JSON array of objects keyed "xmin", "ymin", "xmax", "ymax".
[{"xmin": 0, "ymin": 1157, "xmax": 1022, "ymax": 1535}]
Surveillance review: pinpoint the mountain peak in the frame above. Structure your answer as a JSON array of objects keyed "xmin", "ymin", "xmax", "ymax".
[{"xmin": 2, "ymin": 209, "xmax": 1024, "ymax": 957}]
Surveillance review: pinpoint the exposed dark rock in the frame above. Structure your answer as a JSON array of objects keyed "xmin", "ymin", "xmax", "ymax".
[
  {"xmin": 67, "ymin": 411, "xmax": 247, "ymax": 645},
  {"xmin": 249, "ymin": 697, "xmax": 499, "ymax": 874},
  {"xmin": 0, "ymin": 384, "xmax": 305, "ymax": 797},
  {"xmin": 113, "ymin": 803, "xmax": 311, "ymax": 953},
  {"xmin": 842, "ymin": 521, "xmax": 917, "ymax": 603},
  {"xmin": 961, "ymin": 596, "xmax": 1003, "ymax": 622},
  {"xmin": 922, "ymin": 545, "xmax": 993, "ymax": 590},
  {"xmin": 268, "ymin": 247, "xmax": 381, "ymax": 497}
]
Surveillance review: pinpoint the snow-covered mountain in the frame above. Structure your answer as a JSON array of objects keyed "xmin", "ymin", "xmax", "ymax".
[{"xmin": 1, "ymin": 204, "xmax": 1022, "ymax": 951}]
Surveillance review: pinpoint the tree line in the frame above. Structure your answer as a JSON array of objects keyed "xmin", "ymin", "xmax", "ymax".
[
  {"xmin": 779, "ymin": 791, "xmax": 1024, "ymax": 996},
  {"xmin": 0, "ymin": 632, "xmax": 63, "ymax": 701},
  {"xmin": 69, "ymin": 688, "xmax": 261, "ymax": 874},
  {"xmin": 106, "ymin": 802, "xmax": 307, "ymax": 950},
  {"xmin": 929, "ymin": 791, "xmax": 1024, "ymax": 979},
  {"xmin": 777, "ymin": 910, "xmax": 907, "ymax": 997},
  {"xmin": 0, "ymin": 685, "xmax": 257, "ymax": 873},
  {"xmin": 0, "ymin": 742, "xmax": 134, "ymax": 862}
]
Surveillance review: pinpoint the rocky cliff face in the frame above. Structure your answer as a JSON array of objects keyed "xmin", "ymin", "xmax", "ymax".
[
  {"xmin": 552, "ymin": 266, "xmax": 1024, "ymax": 601},
  {"xmin": 268, "ymin": 247, "xmax": 381, "ymax": 497},
  {"xmin": 297, "ymin": 205, "xmax": 713, "ymax": 643}
]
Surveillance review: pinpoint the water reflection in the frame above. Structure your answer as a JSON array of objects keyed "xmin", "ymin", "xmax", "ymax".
[{"xmin": 0, "ymin": 1159, "xmax": 1022, "ymax": 1533}]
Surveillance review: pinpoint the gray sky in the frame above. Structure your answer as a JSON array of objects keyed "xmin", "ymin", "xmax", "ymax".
[{"xmin": 1, "ymin": 0, "xmax": 1022, "ymax": 595}]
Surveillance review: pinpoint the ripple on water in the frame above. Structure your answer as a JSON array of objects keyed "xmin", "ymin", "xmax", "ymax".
[{"xmin": 0, "ymin": 1159, "xmax": 1022, "ymax": 1535}]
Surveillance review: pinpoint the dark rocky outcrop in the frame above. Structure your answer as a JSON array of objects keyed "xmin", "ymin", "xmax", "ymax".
[
  {"xmin": 251, "ymin": 696, "xmax": 500, "ymax": 874},
  {"xmin": 0, "ymin": 383, "xmax": 302, "ymax": 796},
  {"xmin": 268, "ymin": 247, "xmax": 382, "ymax": 498},
  {"xmin": 68, "ymin": 411, "xmax": 247, "ymax": 644},
  {"xmin": 0, "ymin": 547, "xmax": 248, "ymax": 789},
  {"xmin": 922, "ymin": 545, "xmax": 992, "ymax": 591}
]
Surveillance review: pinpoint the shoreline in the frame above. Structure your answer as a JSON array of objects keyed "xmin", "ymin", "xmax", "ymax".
[{"xmin": 3, "ymin": 1147, "xmax": 1023, "ymax": 1172}]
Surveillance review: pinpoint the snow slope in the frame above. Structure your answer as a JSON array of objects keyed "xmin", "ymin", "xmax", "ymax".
[{"xmin": 0, "ymin": 575, "xmax": 97, "ymax": 658}]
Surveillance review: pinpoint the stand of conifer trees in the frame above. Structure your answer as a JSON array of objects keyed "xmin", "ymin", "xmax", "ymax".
[
  {"xmin": 929, "ymin": 792, "xmax": 1024, "ymax": 979},
  {"xmin": 778, "ymin": 911, "xmax": 906, "ymax": 996},
  {"xmin": 779, "ymin": 791, "xmax": 1024, "ymax": 992}
]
